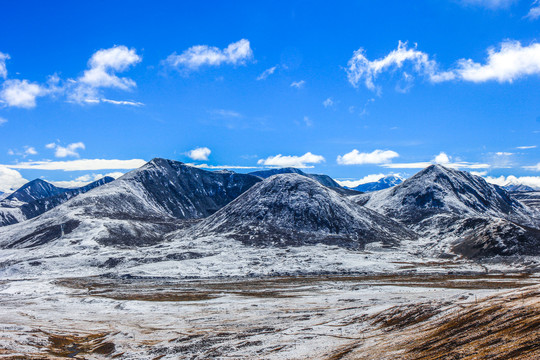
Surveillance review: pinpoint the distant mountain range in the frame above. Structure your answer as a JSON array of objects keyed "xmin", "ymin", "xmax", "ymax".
[
  {"xmin": 0, "ymin": 177, "xmax": 114, "ymax": 227},
  {"xmin": 348, "ymin": 175, "xmax": 404, "ymax": 192},
  {"xmin": 0, "ymin": 159, "xmax": 539, "ymax": 273}
]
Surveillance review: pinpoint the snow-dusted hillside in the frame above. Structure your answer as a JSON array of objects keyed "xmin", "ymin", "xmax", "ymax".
[
  {"xmin": 0, "ymin": 177, "xmax": 114, "ymax": 227},
  {"xmin": 182, "ymin": 174, "xmax": 416, "ymax": 249},
  {"xmin": 0, "ymin": 158, "xmax": 261, "ymax": 248}
]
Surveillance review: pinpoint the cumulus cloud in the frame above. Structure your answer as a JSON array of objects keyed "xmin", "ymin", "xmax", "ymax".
[
  {"xmin": 186, "ymin": 147, "xmax": 211, "ymax": 161},
  {"xmin": 346, "ymin": 41, "xmax": 451, "ymax": 91},
  {"xmin": 337, "ymin": 149, "xmax": 399, "ymax": 165},
  {"xmin": 69, "ymin": 45, "xmax": 141, "ymax": 104},
  {"xmin": 257, "ymin": 65, "xmax": 278, "ymax": 80},
  {"xmin": 485, "ymin": 175, "xmax": 540, "ymax": 189},
  {"xmin": 0, "ymin": 166, "xmax": 28, "ymax": 193},
  {"xmin": 0, "ymin": 52, "xmax": 9, "ymax": 79},
  {"xmin": 165, "ymin": 39, "xmax": 253, "ymax": 71},
  {"xmin": 290, "ymin": 80, "xmax": 305, "ymax": 88},
  {"xmin": 433, "ymin": 151, "xmax": 451, "ymax": 164},
  {"xmin": 0, "ymin": 79, "xmax": 46, "ymax": 108},
  {"xmin": 257, "ymin": 152, "xmax": 325, "ymax": 168},
  {"xmin": 527, "ymin": 0, "xmax": 540, "ymax": 19},
  {"xmin": 46, "ymin": 142, "xmax": 85, "ymax": 158},
  {"xmin": 3, "ymin": 158, "xmax": 146, "ymax": 171},
  {"xmin": 347, "ymin": 40, "xmax": 540, "ymax": 91}
]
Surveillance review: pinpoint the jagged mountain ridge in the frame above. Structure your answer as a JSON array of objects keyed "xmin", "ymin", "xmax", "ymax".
[
  {"xmin": 356, "ymin": 165, "xmax": 536, "ymax": 227},
  {"xmin": 504, "ymin": 184, "xmax": 536, "ymax": 192},
  {"xmin": 183, "ymin": 173, "xmax": 416, "ymax": 249},
  {"xmin": 0, "ymin": 177, "xmax": 115, "ymax": 227},
  {"xmin": 0, "ymin": 158, "xmax": 261, "ymax": 248}
]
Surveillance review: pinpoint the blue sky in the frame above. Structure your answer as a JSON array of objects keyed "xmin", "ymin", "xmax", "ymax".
[{"xmin": 0, "ymin": 0, "xmax": 539, "ymax": 191}]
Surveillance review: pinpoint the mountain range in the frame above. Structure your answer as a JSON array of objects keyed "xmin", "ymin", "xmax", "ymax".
[
  {"xmin": 0, "ymin": 159, "xmax": 539, "ymax": 272},
  {"xmin": 348, "ymin": 175, "xmax": 403, "ymax": 192}
]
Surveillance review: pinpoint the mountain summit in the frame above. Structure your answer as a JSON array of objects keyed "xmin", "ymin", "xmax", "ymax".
[{"xmin": 185, "ymin": 173, "xmax": 416, "ymax": 249}]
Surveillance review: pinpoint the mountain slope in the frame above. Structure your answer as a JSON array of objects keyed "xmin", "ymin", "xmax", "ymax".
[
  {"xmin": 4, "ymin": 179, "xmax": 69, "ymax": 203},
  {"xmin": 355, "ymin": 165, "xmax": 540, "ymax": 258},
  {"xmin": 183, "ymin": 174, "xmax": 416, "ymax": 249},
  {"xmin": 511, "ymin": 191, "xmax": 540, "ymax": 211},
  {"xmin": 357, "ymin": 165, "xmax": 536, "ymax": 227},
  {"xmin": 249, "ymin": 167, "xmax": 341, "ymax": 188},
  {"xmin": 351, "ymin": 175, "xmax": 403, "ymax": 192},
  {"xmin": 0, "ymin": 158, "xmax": 261, "ymax": 248},
  {"xmin": 0, "ymin": 177, "xmax": 114, "ymax": 227}
]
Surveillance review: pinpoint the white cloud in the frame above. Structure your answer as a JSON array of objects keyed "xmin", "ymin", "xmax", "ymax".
[
  {"xmin": 433, "ymin": 152, "xmax": 451, "ymax": 164},
  {"xmin": 516, "ymin": 145, "xmax": 537, "ymax": 149},
  {"xmin": 527, "ymin": 0, "xmax": 540, "ymax": 19},
  {"xmin": 7, "ymin": 146, "xmax": 38, "ymax": 158},
  {"xmin": 337, "ymin": 149, "xmax": 399, "ymax": 165},
  {"xmin": 165, "ymin": 39, "xmax": 253, "ymax": 71},
  {"xmin": 257, "ymin": 65, "xmax": 277, "ymax": 80},
  {"xmin": 0, "ymin": 79, "xmax": 46, "ymax": 108},
  {"xmin": 485, "ymin": 175, "xmax": 540, "ymax": 189},
  {"xmin": 303, "ymin": 116, "xmax": 313, "ymax": 127},
  {"xmin": 323, "ymin": 97, "xmax": 334, "ymax": 108},
  {"xmin": 69, "ymin": 45, "xmax": 141, "ymax": 103},
  {"xmin": 209, "ymin": 109, "xmax": 243, "ymax": 118},
  {"xmin": 290, "ymin": 80, "xmax": 305, "ymax": 88},
  {"xmin": 346, "ymin": 41, "xmax": 450, "ymax": 91},
  {"xmin": 25, "ymin": 147, "xmax": 37, "ymax": 156},
  {"xmin": 186, "ymin": 163, "xmax": 260, "ymax": 170},
  {"xmin": 47, "ymin": 142, "xmax": 85, "ymax": 158},
  {"xmin": 3, "ymin": 158, "xmax": 146, "ymax": 171},
  {"xmin": 100, "ymin": 98, "xmax": 144, "ymax": 106},
  {"xmin": 186, "ymin": 147, "xmax": 211, "ymax": 161},
  {"xmin": 496, "ymin": 152, "xmax": 513, "ymax": 156},
  {"xmin": 459, "ymin": 0, "xmax": 517, "ymax": 9},
  {"xmin": 51, "ymin": 172, "xmax": 124, "ymax": 188},
  {"xmin": 0, "ymin": 52, "xmax": 9, "ymax": 79},
  {"xmin": 337, "ymin": 173, "xmax": 389, "ymax": 188},
  {"xmin": 0, "ymin": 116, "xmax": 7, "ymax": 125},
  {"xmin": 456, "ymin": 41, "xmax": 540, "ymax": 83},
  {"xmin": 257, "ymin": 152, "xmax": 325, "ymax": 168},
  {"xmin": 346, "ymin": 40, "xmax": 540, "ymax": 91},
  {"xmin": 524, "ymin": 162, "xmax": 540, "ymax": 171},
  {"xmin": 0, "ymin": 166, "xmax": 28, "ymax": 193}
]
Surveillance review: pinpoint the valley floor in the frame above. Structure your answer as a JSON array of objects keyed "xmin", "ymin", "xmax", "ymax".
[{"xmin": 0, "ymin": 272, "xmax": 539, "ymax": 359}]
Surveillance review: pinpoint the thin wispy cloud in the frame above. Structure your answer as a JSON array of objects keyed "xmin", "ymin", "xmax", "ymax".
[
  {"xmin": 516, "ymin": 145, "xmax": 537, "ymax": 149},
  {"xmin": 209, "ymin": 109, "xmax": 243, "ymax": 118},
  {"xmin": 258, "ymin": 152, "xmax": 325, "ymax": 168},
  {"xmin": 290, "ymin": 80, "xmax": 305, "ymax": 88},
  {"xmin": 0, "ymin": 52, "xmax": 9, "ymax": 79},
  {"xmin": 323, "ymin": 97, "xmax": 334, "ymax": 108},
  {"xmin": 524, "ymin": 162, "xmax": 540, "ymax": 171},
  {"xmin": 3, "ymin": 158, "xmax": 147, "ymax": 171},
  {"xmin": 337, "ymin": 149, "xmax": 399, "ymax": 165},
  {"xmin": 458, "ymin": 0, "xmax": 517, "ymax": 9},
  {"xmin": 165, "ymin": 39, "xmax": 253, "ymax": 71},
  {"xmin": 0, "ymin": 116, "xmax": 7, "ymax": 125},
  {"xmin": 7, "ymin": 146, "xmax": 38, "ymax": 158},
  {"xmin": 380, "ymin": 152, "xmax": 491, "ymax": 169},
  {"xmin": 526, "ymin": 0, "xmax": 540, "ymax": 19},
  {"xmin": 257, "ymin": 65, "xmax": 278, "ymax": 80}
]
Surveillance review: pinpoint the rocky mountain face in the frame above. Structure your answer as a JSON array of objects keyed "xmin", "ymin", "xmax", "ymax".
[
  {"xmin": 4, "ymin": 179, "xmax": 69, "ymax": 203},
  {"xmin": 504, "ymin": 184, "xmax": 536, "ymax": 192},
  {"xmin": 249, "ymin": 167, "xmax": 341, "ymax": 189},
  {"xmin": 355, "ymin": 165, "xmax": 540, "ymax": 258},
  {"xmin": 183, "ymin": 174, "xmax": 416, "ymax": 249},
  {"xmin": 0, "ymin": 158, "xmax": 261, "ymax": 248},
  {"xmin": 0, "ymin": 177, "xmax": 115, "ymax": 227},
  {"xmin": 511, "ymin": 191, "xmax": 540, "ymax": 211},
  {"xmin": 350, "ymin": 175, "xmax": 403, "ymax": 192}
]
